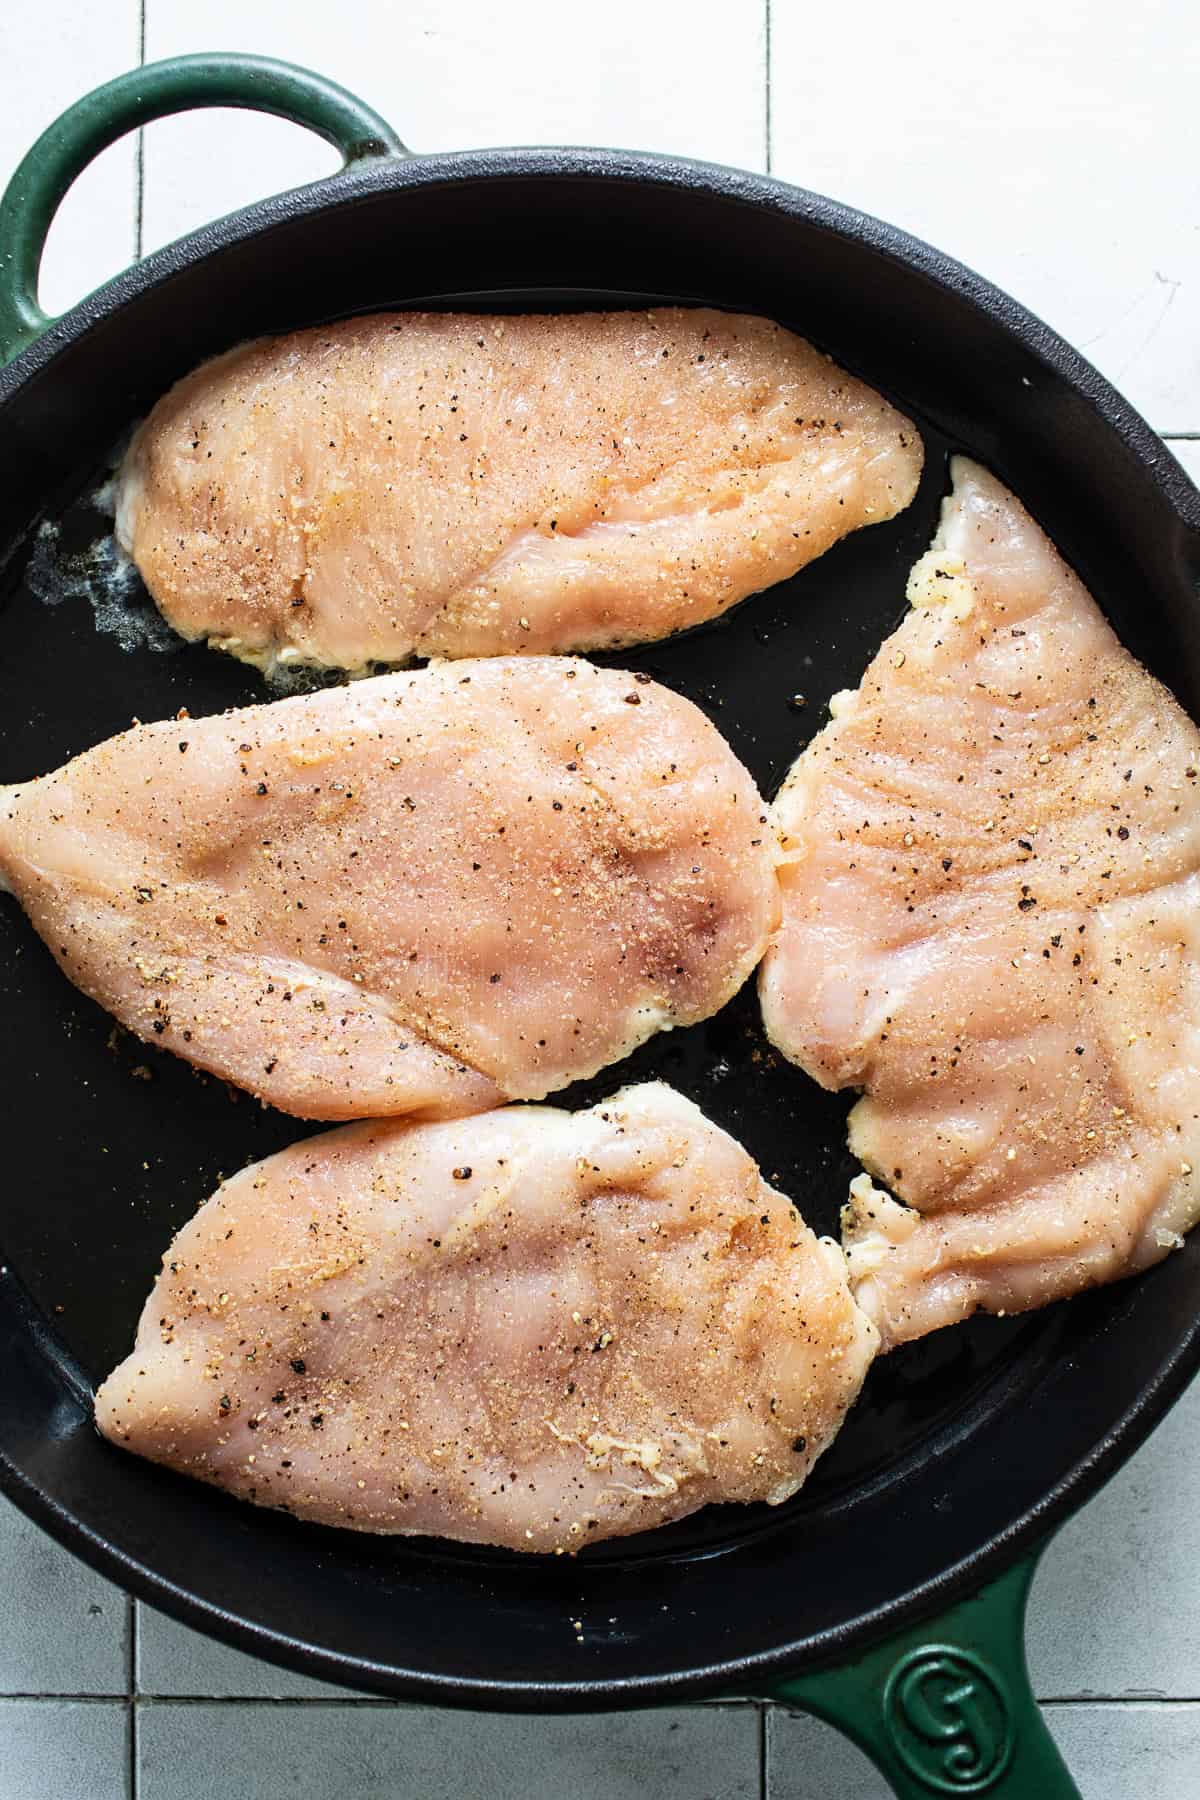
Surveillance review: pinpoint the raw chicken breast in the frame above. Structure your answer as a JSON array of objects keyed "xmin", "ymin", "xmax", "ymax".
[
  {"xmin": 0, "ymin": 659, "xmax": 776, "ymax": 1121},
  {"xmin": 95, "ymin": 1082, "xmax": 878, "ymax": 1551},
  {"xmin": 115, "ymin": 309, "xmax": 922, "ymax": 672},
  {"xmin": 760, "ymin": 458, "xmax": 1200, "ymax": 1348}
]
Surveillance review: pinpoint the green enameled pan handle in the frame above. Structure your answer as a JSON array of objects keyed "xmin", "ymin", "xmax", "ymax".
[
  {"xmin": 771, "ymin": 1547, "xmax": 1080, "ymax": 1797},
  {"xmin": 0, "ymin": 52, "xmax": 407, "ymax": 366}
]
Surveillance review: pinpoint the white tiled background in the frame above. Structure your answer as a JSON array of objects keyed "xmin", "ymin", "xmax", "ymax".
[{"xmin": 1, "ymin": 3, "xmax": 1197, "ymax": 1795}]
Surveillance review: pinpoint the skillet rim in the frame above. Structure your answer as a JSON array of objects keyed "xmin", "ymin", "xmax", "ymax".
[
  {"xmin": 0, "ymin": 142, "xmax": 1198, "ymax": 540},
  {"xmin": 1, "ymin": 144, "xmax": 1199, "ymax": 1707}
]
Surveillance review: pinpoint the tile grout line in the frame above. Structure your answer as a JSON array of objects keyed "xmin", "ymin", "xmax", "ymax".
[
  {"xmin": 42, "ymin": 1694, "xmax": 771, "ymax": 1708},
  {"xmin": 1, "ymin": 1689, "xmax": 1197, "ymax": 1707},
  {"xmin": 92, "ymin": 1693, "xmax": 1200, "ymax": 1708},
  {"xmin": 1038, "ymin": 1696, "xmax": 1200, "ymax": 1708},
  {"xmin": 0, "ymin": 1695, "xmax": 131, "ymax": 1705},
  {"xmin": 133, "ymin": 0, "xmax": 147, "ymax": 262},
  {"xmin": 758, "ymin": 1701, "xmax": 769, "ymax": 1800},
  {"xmin": 763, "ymin": 0, "xmax": 772, "ymax": 174},
  {"xmin": 128, "ymin": 1599, "xmax": 138, "ymax": 1800},
  {"xmin": 0, "ymin": 1684, "xmax": 1194, "ymax": 1699}
]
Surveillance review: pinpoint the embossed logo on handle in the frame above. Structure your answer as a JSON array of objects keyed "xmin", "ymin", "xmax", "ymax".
[{"xmin": 883, "ymin": 1648, "xmax": 1014, "ymax": 1793}]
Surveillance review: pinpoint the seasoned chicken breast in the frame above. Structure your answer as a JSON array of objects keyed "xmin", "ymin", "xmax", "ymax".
[
  {"xmin": 95, "ymin": 1082, "xmax": 878, "ymax": 1552},
  {"xmin": 115, "ymin": 309, "xmax": 922, "ymax": 672},
  {"xmin": 760, "ymin": 458, "xmax": 1200, "ymax": 1348},
  {"xmin": 0, "ymin": 659, "xmax": 776, "ymax": 1120}
]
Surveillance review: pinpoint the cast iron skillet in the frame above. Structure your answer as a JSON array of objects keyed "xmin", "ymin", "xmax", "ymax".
[{"xmin": 1, "ymin": 55, "xmax": 1198, "ymax": 1799}]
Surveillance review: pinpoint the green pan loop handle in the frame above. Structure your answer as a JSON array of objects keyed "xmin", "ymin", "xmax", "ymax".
[
  {"xmin": 0, "ymin": 52, "xmax": 408, "ymax": 366},
  {"xmin": 771, "ymin": 1548, "xmax": 1081, "ymax": 1798}
]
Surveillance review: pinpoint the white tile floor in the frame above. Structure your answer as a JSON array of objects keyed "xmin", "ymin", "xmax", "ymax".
[{"xmin": 1, "ymin": 3, "xmax": 1197, "ymax": 1795}]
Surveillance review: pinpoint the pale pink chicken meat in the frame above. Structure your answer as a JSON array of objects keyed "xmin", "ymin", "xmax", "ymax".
[
  {"xmin": 115, "ymin": 308, "xmax": 923, "ymax": 672},
  {"xmin": 760, "ymin": 458, "xmax": 1200, "ymax": 1348},
  {"xmin": 0, "ymin": 659, "xmax": 776, "ymax": 1120},
  {"xmin": 95, "ymin": 1082, "xmax": 878, "ymax": 1552}
]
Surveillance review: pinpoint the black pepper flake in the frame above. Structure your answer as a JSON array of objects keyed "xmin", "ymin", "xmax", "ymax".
[
  {"xmin": 633, "ymin": 670, "xmax": 653, "ymax": 684},
  {"xmin": 942, "ymin": 858, "xmax": 953, "ymax": 871},
  {"xmin": 291, "ymin": 1358, "xmax": 307, "ymax": 1374},
  {"xmin": 623, "ymin": 692, "xmax": 641, "ymax": 705},
  {"xmin": 792, "ymin": 1435, "xmax": 807, "ymax": 1454},
  {"xmin": 1117, "ymin": 825, "xmax": 1129, "ymax": 840},
  {"xmin": 256, "ymin": 782, "xmax": 268, "ymax": 796},
  {"xmin": 453, "ymin": 1166, "xmax": 473, "ymax": 1180},
  {"xmin": 310, "ymin": 1414, "xmax": 324, "ymax": 1429},
  {"xmin": 178, "ymin": 741, "xmax": 189, "ymax": 754}
]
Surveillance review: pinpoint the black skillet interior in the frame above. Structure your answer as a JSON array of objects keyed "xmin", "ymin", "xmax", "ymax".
[{"xmin": 1, "ymin": 155, "xmax": 1199, "ymax": 1706}]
